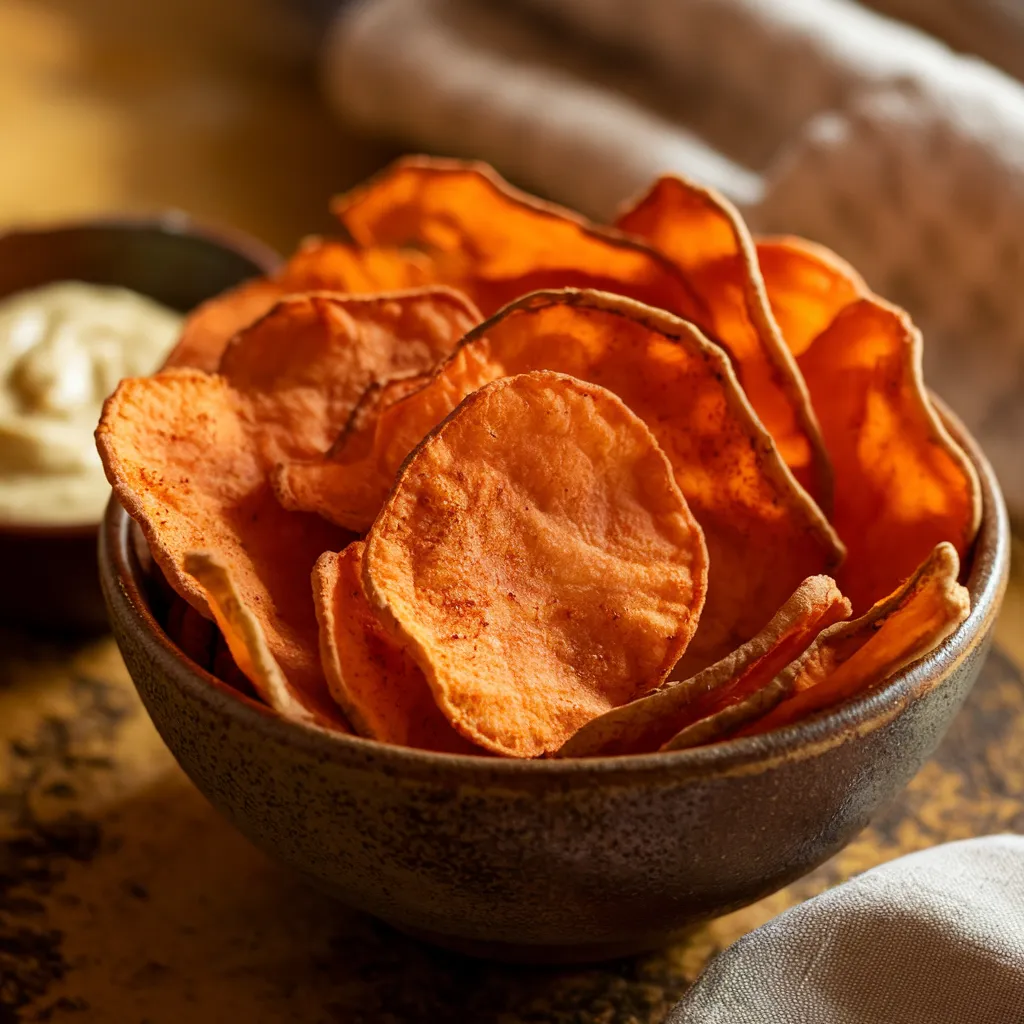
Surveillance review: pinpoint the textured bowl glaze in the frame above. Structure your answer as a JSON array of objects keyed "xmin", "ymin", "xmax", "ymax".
[
  {"xmin": 0, "ymin": 216, "xmax": 279, "ymax": 632},
  {"xmin": 100, "ymin": 409, "xmax": 1008, "ymax": 963}
]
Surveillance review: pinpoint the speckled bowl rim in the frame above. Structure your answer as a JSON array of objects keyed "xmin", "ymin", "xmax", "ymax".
[
  {"xmin": 101, "ymin": 399, "xmax": 1009, "ymax": 785},
  {"xmin": 0, "ymin": 212, "xmax": 281, "ymax": 537}
]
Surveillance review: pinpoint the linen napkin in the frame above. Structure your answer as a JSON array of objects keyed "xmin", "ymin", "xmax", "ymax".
[
  {"xmin": 322, "ymin": 0, "xmax": 1024, "ymax": 519},
  {"xmin": 667, "ymin": 835, "xmax": 1024, "ymax": 1024}
]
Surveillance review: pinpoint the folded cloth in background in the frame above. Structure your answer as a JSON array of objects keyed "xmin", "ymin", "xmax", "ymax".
[
  {"xmin": 666, "ymin": 835, "xmax": 1024, "ymax": 1023},
  {"xmin": 322, "ymin": 0, "xmax": 1024, "ymax": 519}
]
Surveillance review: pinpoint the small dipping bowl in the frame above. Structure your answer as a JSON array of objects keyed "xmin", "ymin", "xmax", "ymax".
[
  {"xmin": 0, "ymin": 215, "xmax": 280, "ymax": 633},
  {"xmin": 100, "ymin": 404, "xmax": 1009, "ymax": 963}
]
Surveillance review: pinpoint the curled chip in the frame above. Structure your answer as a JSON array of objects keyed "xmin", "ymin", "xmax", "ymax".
[
  {"xmin": 559, "ymin": 576, "xmax": 850, "ymax": 757},
  {"xmin": 165, "ymin": 240, "xmax": 434, "ymax": 372},
  {"xmin": 278, "ymin": 290, "xmax": 843, "ymax": 672},
  {"xmin": 98, "ymin": 291, "xmax": 475, "ymax": 729},
  {"xmin": 615, "ymin": 176, "xmax": 830, "ymax": 508},
  {"xmin": 98, "ymin": 370, "xmax": 350, "ymax": 719},
  {"xmin": 312, "ymin": 543, "xmax": 477, "ymax": 753},
  {"xmin": 186, "ymin": 551, "xmax": 349, "ymax": 729},
  {"xmin": 740, "ymin": 542, "xmax": 970, "ymax": 736},
  {"xmin": 333, "ymin": 155, "xmax": 707, "ymax": 324},
  {"xmin": 796, "ymin": 296, "xmax": 980, "ymax": 612},
  {"xmin": 756, "ymin": 237, "xmax": 866, "ymax": 357},
  {"xmin": 362, "ymin": 371, "xmax": 709, "ymax": 758}
]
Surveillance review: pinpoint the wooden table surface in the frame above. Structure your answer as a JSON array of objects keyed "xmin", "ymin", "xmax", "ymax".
[{"xmin": 2, "ymin": 3, "xmax": 1023, "ymax": 1022}]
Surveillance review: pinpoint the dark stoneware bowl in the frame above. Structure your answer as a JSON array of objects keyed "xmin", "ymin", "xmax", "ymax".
[
  {"xmin": 0, "ymin": 216, "xmax": 279, "ymax": 633},
  {"xmin": 99, "ymin": 408, "xmax": 1008, "ymax": 963}
]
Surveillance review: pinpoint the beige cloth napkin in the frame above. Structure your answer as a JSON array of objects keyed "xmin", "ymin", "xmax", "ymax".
[
  {"xmin": 323, "ymin": 0, "xmax": 1024, "ymax": 517},
  {"xmin": 667, "ymin": 835, "xmax": 1024, "ymax": 1024}
]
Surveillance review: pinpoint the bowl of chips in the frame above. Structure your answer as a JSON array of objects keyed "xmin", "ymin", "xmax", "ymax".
[
  {"xmin": 98, "ymin": 159, "xmax": 1008, "ymax": 961},
  {"xmin": 0, "ymin": 216, "xmax": 279, "ymax": 632}
]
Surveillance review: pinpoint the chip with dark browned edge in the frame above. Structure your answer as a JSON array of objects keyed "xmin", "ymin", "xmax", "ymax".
[
  {"xmin": 362, "ymin": 370, "xmax": 709, "ymax": 757},
  {"xmin": 796, "ymin": 297, "xmax": 980, "ymax": 612},
  {"xmin": 333, "ymin": 156, "xmax": 709, "ymax": 325},
  {"xmin": 615, "ymin": 176, "xmax": 830, "ymax": 509}
]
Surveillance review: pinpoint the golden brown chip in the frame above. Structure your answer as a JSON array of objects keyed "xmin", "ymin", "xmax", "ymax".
[
  {"xmin": 280, "ymin": 290, "xmax": 843, "ymax": 672},
  {"xmin": 333, "ymin": 156, "xmax": 707, "ymax": 323},
  {"xmin": 615, "ymin": 177, "xmax": 830, "ymax": 508},
  {"xmin": 362, "ymin": 371, "xmax": 709, "ymax": 758},
  {"xmin": 164, "ymin": 240, "xmax": 435, "ymax": 372},
  {"xmin": 185, "ymin": 551, "xmax": 348, "ymax": 729},
  {"xmin": 796, "ymin": 297, "xmax": 981, "ymax": 612},
  {"xmin": 312, "ymin": 543, "xmax": 477, "ymax": 753},
  {"xmin": 756, "ymin": 237, "xmax": 866, "ymax": 357},
  {"xmin": 740, "ymin": 542, "xmax": 970, "ymax": 736},
  {"xmin": 558, "ymin": 575, "xmax": 849, "ymax": 757}
]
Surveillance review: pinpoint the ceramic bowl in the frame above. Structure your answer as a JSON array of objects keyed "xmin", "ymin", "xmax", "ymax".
[
  {"xmin": 99, "ymin": 407, "xmax": 1008, "ymax": 963},
  {"xmin": 0, "ymin": 216, "xmax": 279, "ymax": 633}
]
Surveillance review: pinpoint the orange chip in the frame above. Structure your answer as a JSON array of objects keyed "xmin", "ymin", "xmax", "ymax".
[
  {"xmin": 362, "ymin": 371, "xmax": 709, "ymax": 758},
  {"xmin": 279, "ymin": 290, "xmax": 843, "ymax": 672},
  {"xmin": 220, "ymin": 289, "xmax": 479, "ymax": 462},
  {"xmin": 98, "ymin": 291, "xmax": 475, "ymax": 727},
  {"xmin": 741, "ymin": 542, "xmax": 970, "ymax": 736},
  {"xmin": 165, "ymin": 277, "xmax": 283, "ymax": 373},
  {"xmin": 559, "ymin": 575, "xmax": 849, "ymax": 757},
  {"xmin": 333, "ymin": 156, "xmax": 708, "ymax": 324},
  {"xmin": 185, "ymin": 551, "xmax": 349, "ymax": 729},
  {"xmin": 615, "ymin": 176, "xmax": 831, "ymax": 508},
  {"xmin": 312, "ymin": 543, "xmax": 477, "ymax": 753},
  {"xmin": 164, "ymin": 240, "xmax": 436, "ymax": 372},
  {"xmin": 796, "ymin": 297, "xmax": 980, "ymax": 612},
  {"xmin": 756, "ymin": 236, "xmax": 867, "ymax": 357},
  {"xmin": 98, "ymin": 370, "xmax": 351, "ymax": 721}
]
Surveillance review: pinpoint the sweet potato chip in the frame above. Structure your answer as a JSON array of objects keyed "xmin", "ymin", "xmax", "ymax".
[
  {"xmin": 559, "ymin": 575, "xmax": 849, "ymax": 757},
  {"xmin": 796, "ymin": 297, "xmax": 980, "ymax": 612},
  {"xmin": 312, "ymin": 543, "xmax": 477, "ymax": 752},
  {"xmin": 98, "ymin": 370, "xmax": 350, "ymax": 720},
  {"xmin": 220, "ymin": 289, "xmax": 479, "ymax": 461},
  {"xmin": 615, "ymin": 177, "xmax": 830, "ymax": 508},
  {"xmin": 164, "ymin": 240, "xmax": 435, "ymax": 372},
  {"xmin": 165, "ymin": 277, "xmax": 283, "ymax": 373},
  {"xmin": 333, "ymin": 156, "xmax": 707, "ymax": 324},
  {"xmin": 740, "ymin": 542, "xmax": 970, "ymax": 736},
  {"xmin": 280, "ymin": 290, "xmax": 843, "ymax": 672},
  {"xmin": 756, "ymin": 237, "xmax": 866, "ymax": 357},
  {"xmin": 185, "ymin": 551, "xmax": 348, "ymax": 728},
  {"xmin": 362, "ymin": 371, "xmax": 709, "ymax": 758}
]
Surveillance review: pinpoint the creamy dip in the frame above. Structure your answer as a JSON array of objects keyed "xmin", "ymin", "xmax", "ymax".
[{"xmin": 0, "ymin": 281, "xmax": 182, "ymax": 524}]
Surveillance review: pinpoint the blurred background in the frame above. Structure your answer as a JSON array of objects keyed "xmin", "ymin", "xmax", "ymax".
[{"xmin": 4, "ymin": 0, "xmax": 1024, "ymax": 520}]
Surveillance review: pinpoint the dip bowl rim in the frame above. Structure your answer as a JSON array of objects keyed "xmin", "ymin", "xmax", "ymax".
[{"xmin": 100, "ymin": 397, "xmax": 1009, "ymax": 783}]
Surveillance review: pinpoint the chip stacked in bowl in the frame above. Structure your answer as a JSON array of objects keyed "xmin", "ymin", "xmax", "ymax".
[{"xmin": 96, "ymin": 157, "xmax": 980, "ymax": 757}]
